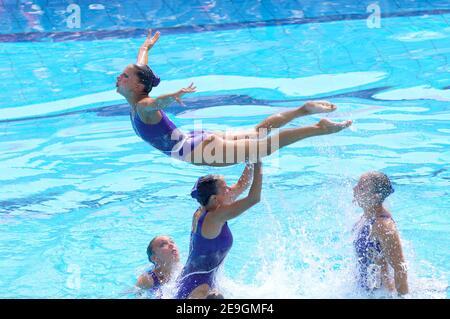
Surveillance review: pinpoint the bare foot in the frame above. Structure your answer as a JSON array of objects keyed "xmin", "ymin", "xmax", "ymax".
[
  {"xmin": 316, "ymin": 118, "xmax": 352, "ymax": 134},
  {"xmin": 301, "ymin": 100, "xmax": 337, "ymax": 115}
]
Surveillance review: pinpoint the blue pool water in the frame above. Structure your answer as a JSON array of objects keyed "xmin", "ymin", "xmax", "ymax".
[{"xmin": 0, "ymin": 1, "xmax": 449, "ymax": 298}]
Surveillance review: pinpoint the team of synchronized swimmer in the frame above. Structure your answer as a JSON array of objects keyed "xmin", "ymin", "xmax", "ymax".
[{"xmin": 116, "ymin": 30, "xmax": 409, "ymax": 298}]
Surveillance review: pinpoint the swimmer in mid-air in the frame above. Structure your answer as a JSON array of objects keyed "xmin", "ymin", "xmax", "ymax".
[
  {"xmin": 116, "ymin": 30, "xmax": 352, "ymax": 166},
  {"xmin": 352, "ymin": 172, "xmax": 409, "ymax": 296},
  {"xmin": 175, "ymin": 163, "xmax": 261, "ymax": 298},
  {"xmin": 136, "ymin": 235, "xmax": 180, "ymax": 298}
]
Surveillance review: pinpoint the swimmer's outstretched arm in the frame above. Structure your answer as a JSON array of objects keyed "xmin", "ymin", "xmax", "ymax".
[
  {"xmin": 228, "ymin": 163, "xmax": 253, "ymax": 201},
  {"xmin": 137, "ymin": 29, "xmax": 160, "ymax": 65},
  {"xmin": 138, "ymin": 83, "xmax": 197, "ymax": 113}
]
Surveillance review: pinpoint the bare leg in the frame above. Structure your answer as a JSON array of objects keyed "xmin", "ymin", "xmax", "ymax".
[
  {"xmin": 274, "ymin": 118, "xmax": 351, "ymax": 148},
  {"xmin": 185, "ymin": 118, "xmax": 352, "ymax": 166},
  {"xmin": 255, "ymin": 100, "xmax": 337, "ymax": 133},
  {"xmin": 216, "ymin": 100, "xmax": 337, "ymax": 140}
]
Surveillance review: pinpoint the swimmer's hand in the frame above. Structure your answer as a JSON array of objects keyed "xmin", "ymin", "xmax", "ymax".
[
  {"xmin": 175, "ymin": 83, "xmax": 197, "ymax": 106},
  {"xmin": 137, "ymin": 29, "xmax": 160, "ymax": 64},
  {"xmin": 142, "ymin": 29, "xmax": 160, "ymax": 50},
  {"xmin": 150, "ymin": 83, "xmax": 196, "ymax": 110}
]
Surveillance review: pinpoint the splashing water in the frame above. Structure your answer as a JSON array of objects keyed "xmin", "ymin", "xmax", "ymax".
[{"xmin": 131, "ymin": 159, "xmax": 447, "ymax": 299}]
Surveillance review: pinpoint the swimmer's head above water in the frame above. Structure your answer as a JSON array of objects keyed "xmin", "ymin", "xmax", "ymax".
[
  {"xmin": 116, "ymin": 64, "xmax": 160, "ymax": 97},
  {"xmin": 353, "ymin": 171, "xmax": 394, "ymax": 209},
  {"xmin": 146, "ymin": 235, "xmax": 180, "ymax": 266},
  {"xmin": 191, "ymin": 175, "xmax": 233, "ymax": 208}
]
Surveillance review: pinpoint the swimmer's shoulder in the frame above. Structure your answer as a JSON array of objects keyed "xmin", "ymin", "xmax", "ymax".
[
  {"xmin": 192, "ymin": 207, "xmax": 203, "ymax": 232},
  {"xmin": 136, "ymin": 96, "xmax": 157, "ymax": 109},
  {"xmin": 134, "ymin": 97, "xmax": 162, "ymax": 124},
  {"xmin": 373, "ymin": 216, "xmax": 397, "ymax": 238},
  {"xmin": 136, "ymin": 272, "xmax": 155, "ymax": 289}
]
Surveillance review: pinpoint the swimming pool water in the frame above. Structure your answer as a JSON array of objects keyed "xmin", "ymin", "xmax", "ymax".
[{"xmin": 0, "ymin": 1, "xmax": 449, "ymax": 298}]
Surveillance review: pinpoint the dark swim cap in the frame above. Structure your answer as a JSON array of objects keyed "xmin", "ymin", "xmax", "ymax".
[
  {"xmin": 134, "ymin": 64, "xmax": 160, "ymax": 93},
  {"xmin": 191, "ymin": 175, "xmax": 221, "ymax": 206},
  {"xmin": 369, "ymin": 172, "xmax": 395, "ymax": 203}
]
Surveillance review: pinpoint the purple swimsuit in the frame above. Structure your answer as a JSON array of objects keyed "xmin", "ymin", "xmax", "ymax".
[
  {"xmin": 131, "ymin": 110, "xmax": 210, "ymax": 158},
  {"xmin": 175, "ymin": 210, "xmax": 233, "ymax": 299},
  {"xmin": 354, "ymin": 215, "xmax": 392, "ymax": 290},
  {"xmin": 147, "ymin": 270, "xmax": 163, "ymax": 298}
]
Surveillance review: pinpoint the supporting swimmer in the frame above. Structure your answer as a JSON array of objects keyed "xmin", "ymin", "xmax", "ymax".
[
  {"xmin": 175, "ymin": 163, "xmax": 262, "ymax": 298},
  {"xmin": 352, "ymin": 172, "xmax": 409, "ymax": 296},
  {"xmin": 136, "ymin": 235, "xmax": 180, "ymax": 298}
]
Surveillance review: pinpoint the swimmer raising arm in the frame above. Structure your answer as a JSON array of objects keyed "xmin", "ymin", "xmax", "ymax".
[
  {"xmin": 175, "ymin": 162, "xmax": 263, "ymax": 299},
  {"xmin": 132, "ymin": 30, "xmax": 197, "ymax": 113},
  {"xmin": 137, "ymin": 29, "xmax": 160, "ymax": 65},
  {"xmin": 227, "ymin": 163, "xmax": 254, "ymax": 202},
  {"xmin": 212, "ymin": 162, "xmax": 262, "ymax": 224}
]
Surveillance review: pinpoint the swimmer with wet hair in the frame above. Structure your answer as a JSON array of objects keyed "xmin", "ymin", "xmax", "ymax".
[
  {"xmin": 136, "ymin": 235, "xmax": 180, "ymax": 298},
  {"xmin": 175, "ymin": 163, "xmax": 262, "ymax": 298},
  {"xmin": 117, "ymin": 29, "xmax": 352, "ymax": 166},
  {"xmin": 352, "ymin": 172, "xmax": 409, "ymax": 296}
]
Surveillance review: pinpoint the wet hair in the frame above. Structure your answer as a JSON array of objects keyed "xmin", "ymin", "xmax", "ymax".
[
  {"xmin": 146, "ymin": 236, "xmax": 158, "ymax": 265},
  {"xmin": 190, "ymin": 175, "xmax": 222, "ymax": 206},
  {"xmin": 368, "ymin": 171, "xmax": 395, "ymax": 203},
  {"xmin": 133, "ymin": 64, "xmax": 160, "ymax": 94}
]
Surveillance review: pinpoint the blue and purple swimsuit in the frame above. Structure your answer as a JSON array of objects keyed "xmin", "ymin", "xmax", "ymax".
[
  {"xmin": 354, "ymin": 215, "xmax": 392, "ymax": 290},
  {"xmin": 131, "ymin": 110, "xmax": 209, "ymax": 159},
  {"xmin": 147, "ymin": 270, "xmax": 163, "ymax": 298},
  {"xmin": 175, "ymin": 209, "xmax": 233, "ymax": 299}
]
